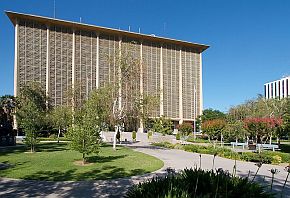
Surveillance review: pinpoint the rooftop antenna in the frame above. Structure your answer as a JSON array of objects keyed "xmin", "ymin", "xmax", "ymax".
[{"xmin": 53, "ymin": 0, "xmax": 56, "ymax": 18}]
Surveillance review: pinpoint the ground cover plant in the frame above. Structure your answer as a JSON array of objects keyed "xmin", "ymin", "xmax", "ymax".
[
  {"xmin": 0, "ymin": 142, "xmax": 163, "ymax": 181},
  {"xmin": 125, "ymin": 168, "xmax": 273, "ymax": 198},
  {"xmin": 152, "ymin": 142, "xmax": 290, "ymax": 164}
]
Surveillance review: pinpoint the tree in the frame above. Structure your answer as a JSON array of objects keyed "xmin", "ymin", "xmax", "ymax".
[
  {"xmin": 0, "ymin": 95, "xmax": 15, "ymax": 127},
  {"xmin": 50, "ymin": 106, "xmax": 72, "ymax": 143},
  {"xmin": 201, "ymin": 119, "xmax": 226, "ymax": 143},
  {"xmin": 200, "ymin": 109, "xmax": 226, "ymax": 122},
  {"xmin": 223, "ymin": 120, "xmax": 247, "ymax": 143},
  {"xmin": 243, "ymin": 117, "xmax": 282, "ymax": 144},
  {"xmin": 16, "ymin": 83, "xmax": 47, "ymax": 152},
  {"xmin": 178, "ymin": 123, "xmax": 193, "ymax": 136},
  {"xmin": 152, "ymin": 116, "xmax": 173, "ymax": 136},
  {"xmin": 67, "ymin": 87, "xmax": 112, "ymax": 164}
]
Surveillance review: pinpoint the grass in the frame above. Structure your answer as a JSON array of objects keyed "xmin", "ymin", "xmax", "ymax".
[{"xmin": 0, "ymin": 142, "xmax": 163, "ymax": 181}]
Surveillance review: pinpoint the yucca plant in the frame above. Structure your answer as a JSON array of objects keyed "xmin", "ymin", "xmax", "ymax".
[{"xmin": 125, "ymin": 168, "xmax": 274, "ymax": 198}]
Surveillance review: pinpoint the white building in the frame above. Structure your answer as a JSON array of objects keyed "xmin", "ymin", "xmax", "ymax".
[{"xmin": 264, "ymin": 76, "xmax": 290, "ymax": 99}]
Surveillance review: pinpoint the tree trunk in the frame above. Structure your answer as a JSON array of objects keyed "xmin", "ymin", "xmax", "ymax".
[
  {"xmin": 57, "ymin": 128, "xmax": 61, "ymax": 143},
  {"xmin": 82, "ymin": 153, "xmax": 85, "ymax": 165},
  {"xmin": 113, "ymin": 125, "xmax": 118, "ymax": 150},
  {"xmin": 82, "ymin": 139, "xmax": 85, "ymax": 165}
]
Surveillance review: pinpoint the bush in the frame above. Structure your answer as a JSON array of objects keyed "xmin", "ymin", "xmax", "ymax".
[
  {"xmin": 176, "ymin": 133, "xmax": 180, "ymax": 140},
  {"xmin": 49, "ymin": 134, "xmax": 57, "ymax": 140},
  {"xmin": 272, "ymin": 155, "xmax": 282, "ymax": 164},
  {"xmin": 147, "ymin": 131, "xmax": 153, "ymax": 139},
  {"xmin": 152, "ymin": 142, "xmax": 287, "ymax": 164},
  {"xmin": 125, "ymin": 168, "xmax": 273, "ymax": 198},
  {"xmin": 132, "ymin": 131, "xmax": 136, "ymax": 141}
]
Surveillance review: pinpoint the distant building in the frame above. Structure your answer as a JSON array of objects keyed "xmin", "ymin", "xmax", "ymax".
[{"xmin": 264, "ymin": 76, "xmax": 290, "ymax": 99}]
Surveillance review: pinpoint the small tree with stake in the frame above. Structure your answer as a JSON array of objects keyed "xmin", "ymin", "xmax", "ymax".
[{"xmin": 67, "ymin": 87, "xmax": 112, "ymax": 165}]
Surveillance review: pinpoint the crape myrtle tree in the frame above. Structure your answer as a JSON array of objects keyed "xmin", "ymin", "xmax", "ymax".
[
  {"xmin": 196, "ymin": 108, "xmax": 226, "ymax": 132},
  {"xmin": 201, "ymin": 119, "xmax": 226, "ymax": 145},
  {"xmin": 67, "ymin": 86, "xmax": 114, "ymax": 164},
  {"xmin": 16, "ymin": 82, "xmax": 48, "ymax": 152}
]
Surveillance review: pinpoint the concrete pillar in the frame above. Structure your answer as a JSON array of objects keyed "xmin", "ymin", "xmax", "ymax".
[
  {"xmin": 118, "ymin": 37, "xmax": 122, "ymax": 111},
  {"xmin": 72, "ymin": 30, "xmax": 75, "ymax": 108},
  {"xmin": 199, "ymin": 53, "xmax": 203, "ymax": 116},
  {"xmin": 96, "ymin": 33, "xmax": 99, "ymax": 88},
  {"xmin": 179, "ymin": 48, "xmax": 183, "ymax": 125},
  {"xmin": 45, "ymin": 25, "xmax": 50, "ymax": 104},
  {"xmin": 13, "ymin": 19, "xmax": 19, "ymax": 130},
  {"xmin": 160, "ymin": 45, "xmax": 164, "ymax": 116},
  {"xmin": 138, "ymin": 42, "xmax": 144, "ymax": 133}
]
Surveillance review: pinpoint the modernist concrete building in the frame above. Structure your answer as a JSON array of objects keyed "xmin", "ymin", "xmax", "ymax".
[
  {"xmin": 264, "ymin": 76, "xmax": 290, "ymax": 99},
  {"xmin": 6, "ymin": 11, "xmax": 209, "ymax": 126}
]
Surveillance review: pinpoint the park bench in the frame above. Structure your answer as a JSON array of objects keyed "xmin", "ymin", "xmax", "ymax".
[
  {"xmin": 230, "ymin": 142, "xmax": 247, "ymax": 149},
  {"xmin": 256, "ymin": 144, "xmax": 279, "ymax": 151}
]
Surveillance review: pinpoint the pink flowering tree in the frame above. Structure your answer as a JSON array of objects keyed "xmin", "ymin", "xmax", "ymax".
[{"xmin": 243, "ymin": 117, "xmax": 282, "ymax": 144}]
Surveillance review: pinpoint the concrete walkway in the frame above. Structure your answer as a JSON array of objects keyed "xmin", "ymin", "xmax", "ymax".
[{"xmin": 1, "ymin": 139, "xmax": 290, "ymax": 197}]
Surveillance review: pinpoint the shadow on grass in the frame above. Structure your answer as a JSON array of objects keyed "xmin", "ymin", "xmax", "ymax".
[
  {"xmin": 0, "ymin": 142, "xmax": 69, "ymax": 156},
  {"xmin": 21, "ymin": 166, "xmax": 148, "ymax": 181},
  {"xmin": 86, "ymin": 155, "xmax": 128, "ymax": 163}
]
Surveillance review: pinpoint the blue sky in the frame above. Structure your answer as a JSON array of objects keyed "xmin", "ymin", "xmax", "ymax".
[{"xmin": 0, "ymin": 0, "xmax": 289, "ymax": 112}]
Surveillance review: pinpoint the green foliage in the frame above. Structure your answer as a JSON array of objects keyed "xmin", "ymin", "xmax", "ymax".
[
  {"xmin": 178, "ymin": 123, "xmax": 192, "ymax": 136},
  {"xmin": 201, "ymin": 108, "xmax": 226, "ymax": 122},
  {"xmin": 125, "ymin": 168, "xmax": 273, "ymax": 198},
  {"xmin": 67, "ymin": 88, "xmax": 113, "ymax": 164},
  {"xmin": 176, "ymin": 133, "xmax": 180, "ymax": 140},
  {"xmin": 16, "ymin": 83, "xmax": 47, "ymax": 152},
  {"xmin": 271, "ymin": 155, "xmax": 282, "ymax": 164},
  {"xmin": 201, "ymin": 119, "xmax": 226, "ymax": 141},
  {"xmin": 152, "ymin": 142, "xmax": 289, "ymax": 164},
  {"xmin": 147, "ymin": 131, "xmax": 153, "ymax": 139},
  {"xmin": 223, "ymin": 120, "xmax": 247, "ymax": 142},
  {"xmin": 50, "ymin": 106, "xmax": 72, "ymax": 131},
  {"xmin": 152, "ymin": 116, "xmax": 173, "ymax": 135},
  {"xmin": 132, "ymin": 131, "xmax": 137, "ymax": 141}
]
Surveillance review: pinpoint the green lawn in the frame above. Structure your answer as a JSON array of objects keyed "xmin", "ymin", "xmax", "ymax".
[{"xmin": 0, "ymin": 142, "xmax": 163, "ymax": 181}]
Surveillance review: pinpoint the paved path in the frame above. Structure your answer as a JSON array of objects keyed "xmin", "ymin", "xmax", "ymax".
[{"xmin": 1, "ymin": 140, "xmax": 290, "ymax": 197}]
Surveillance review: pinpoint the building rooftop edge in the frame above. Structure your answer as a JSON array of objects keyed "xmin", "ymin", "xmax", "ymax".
[
  {"xmin": 5, "ymin": 10, "xmax": 209, "ymax": 52},
  {"xmin": 264, "ymin": 76, "xmax": 290, "ymax": 85}
]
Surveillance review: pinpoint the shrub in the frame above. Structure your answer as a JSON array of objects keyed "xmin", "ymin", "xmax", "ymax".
[
  {"xmin": 49, "ymin": 134, "xmax": 57, "ymax": 140},
  {"xmin": 272, "ymin": 155, "xmax": 282, "ymax": 164},
  {"xmin": 132, "ymin": 131, "xmax": 136, "ymax": 141},
  {"xmin": 176, "ymin": 133, "xmax": 180, "ymax": 140},
  {"xmin": 125, "ymin": 168, "xmax": 273, "ymax": 198},
  {"xmin": 147, "ymin": 131, "xmax": 153, "ymax": 139}
]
